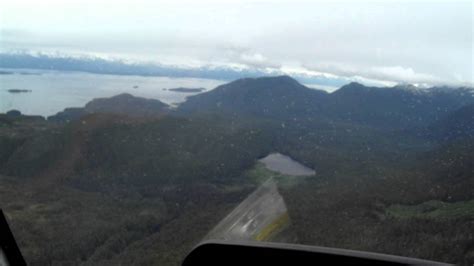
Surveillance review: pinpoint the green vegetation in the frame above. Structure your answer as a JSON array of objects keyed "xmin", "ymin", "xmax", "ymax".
[{"xmin": 387, "ymin": 200, "xmax": 474, "ymax": 219}]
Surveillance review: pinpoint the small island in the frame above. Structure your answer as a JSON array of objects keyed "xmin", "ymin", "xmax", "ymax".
[
  {"xmin": 168, "ymin": 87, "xmax": 205, "ymax": 93},
  {"xmin": 19, "ymin": 72, "xmax": 41, "ymax": 75},
  {"xmin": 7, "ymin": 89, "xmax": 32, "ymax": 93},
  {"xmin": 0, "ymin": 71, "xmax": 14, "ymax": 75}
]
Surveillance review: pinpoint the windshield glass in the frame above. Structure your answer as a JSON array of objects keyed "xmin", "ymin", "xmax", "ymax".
[{"xmin": 1, "ymin": 0, "xmax": 473, "ymax": 265}]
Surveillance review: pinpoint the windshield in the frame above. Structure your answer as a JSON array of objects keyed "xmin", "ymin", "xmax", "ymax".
[{"xmin": 1, "ymin": 0, "xmax": 473, "ymax": 265}]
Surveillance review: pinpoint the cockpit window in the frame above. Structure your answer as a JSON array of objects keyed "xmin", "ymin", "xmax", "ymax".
[{"xmin": 1, "ymin": 1, "xmax": 473, "ymax": 265}]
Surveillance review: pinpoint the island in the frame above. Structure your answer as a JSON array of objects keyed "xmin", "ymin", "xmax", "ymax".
[
  {"xmin": 19, "ymin": 72, "xmax": 41, "ymax": 75},
  {"xmin": 7, "ymin": 89, "xmax": 32, "ymax": 93},
  {"xmin": 167, "ymin": 87, "xmax": 205, "ymax": 93}
]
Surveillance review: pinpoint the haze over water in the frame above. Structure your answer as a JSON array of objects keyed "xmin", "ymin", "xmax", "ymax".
[{"xmin": 0, "ymin": 68, "xmax": 225, "ymax": 116}]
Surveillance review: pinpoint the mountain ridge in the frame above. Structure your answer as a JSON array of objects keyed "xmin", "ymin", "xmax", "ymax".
[
  {"xmin": 48, "ymin": 93, "xmax": 169, "ymax": 122},
  {"xmin": 178, "ymin": 76, "xmax": 474, "ymax": 129},
  {"xmin": 40, "ymin": 75, "xmax": 474, "ymax": 129}
]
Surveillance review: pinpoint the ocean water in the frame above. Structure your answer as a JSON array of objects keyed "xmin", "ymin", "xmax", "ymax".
[{"xmin": 0, "ymin": 68, "xmax": 225, "ymax": 116}]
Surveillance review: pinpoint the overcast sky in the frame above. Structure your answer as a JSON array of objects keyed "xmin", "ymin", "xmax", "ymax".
[{"xmin": 0, "ymin": 0, "xmax": 472, "ymax": 86}]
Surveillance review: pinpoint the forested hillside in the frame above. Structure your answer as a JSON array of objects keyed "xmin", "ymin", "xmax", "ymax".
[{"xmin": 1, "ymin": 77, "xmax": 473, "ymax": 265}]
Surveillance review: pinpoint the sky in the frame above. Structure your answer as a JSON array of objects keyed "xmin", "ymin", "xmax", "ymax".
[{"xmin": 0, "ymin": 0, "xmax": 472, "ymax": 86}]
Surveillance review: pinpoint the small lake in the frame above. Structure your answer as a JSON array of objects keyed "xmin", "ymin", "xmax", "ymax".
[
  {"xmin": 259, "ymin": 153, "xmax": 315, "ymax": 176},
  {"xmin": 0, "ymin": 68, "xmax": 226, "ymax": 116}
]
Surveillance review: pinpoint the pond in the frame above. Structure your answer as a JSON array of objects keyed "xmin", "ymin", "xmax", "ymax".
[{"xmin": 259, "ymin": 153, "xmax": 315, "ymax": 176}]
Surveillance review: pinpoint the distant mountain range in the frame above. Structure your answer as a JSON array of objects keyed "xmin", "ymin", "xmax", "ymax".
[{"xmin": 0, "ymin": 52, "xmax": 348, "ymax": 88}]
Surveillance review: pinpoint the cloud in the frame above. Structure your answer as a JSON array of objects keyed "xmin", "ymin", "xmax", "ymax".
[
  {"xmin": 216, "ymin": 45, "xmax": 281, "ymax": 69},
  {"xmin": 368, "ymin": 66, "xmax": 441, "ymax": 84},
  {"xmin": 303, "ymin": 62, "xmax": 449, "ymax": 85},
  {"xmin": 0, "ymin": 28, "xmax": 31, "ymax": 38},
  {"xmin": 1, "ymin": 2, "xmax": 471, "ymax": 87},
  {"xmin": 237, "ymin": 52, "xmax": 281, "ymax": 69}
]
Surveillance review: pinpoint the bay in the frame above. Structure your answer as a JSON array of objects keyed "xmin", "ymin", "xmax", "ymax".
[{"xmin": 0, "ymin": 68, "xmax": 225, "ymax": 116}]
